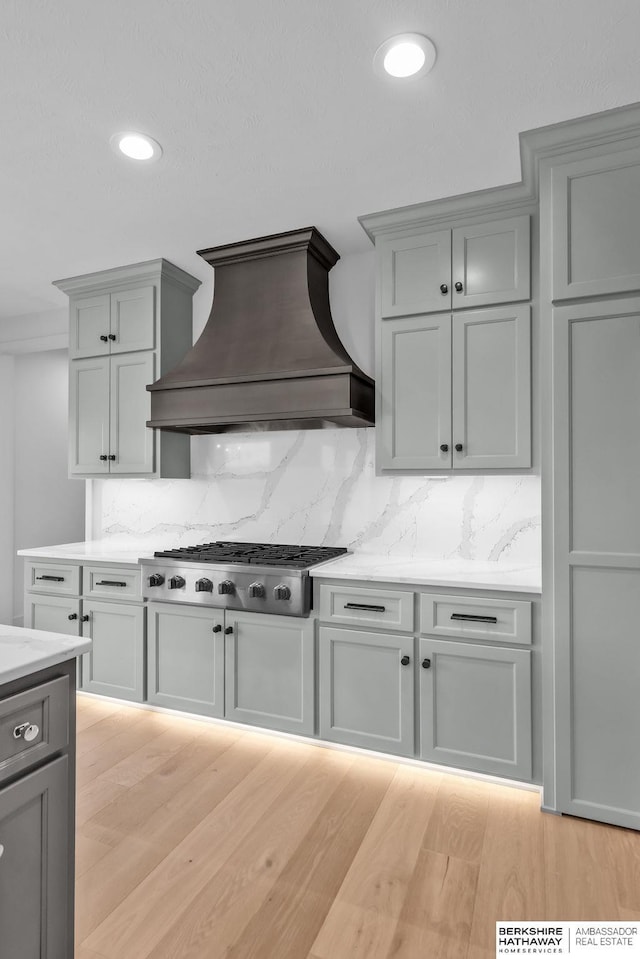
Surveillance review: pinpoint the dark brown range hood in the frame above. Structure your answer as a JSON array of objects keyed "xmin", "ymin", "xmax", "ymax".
[{"xmin": 147, "ymin": 227, "xmax": 374, "ymax": 434}]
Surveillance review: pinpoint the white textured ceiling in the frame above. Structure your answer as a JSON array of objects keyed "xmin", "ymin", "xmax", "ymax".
[{"xmin": 1, "ymin": 0, "xmax": 639, "ymax": 320}]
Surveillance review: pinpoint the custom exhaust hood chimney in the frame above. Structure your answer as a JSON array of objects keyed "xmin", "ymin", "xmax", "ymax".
[{"xmin": 147, "ymin": 227, "xmax": 374, "ymax": 433}]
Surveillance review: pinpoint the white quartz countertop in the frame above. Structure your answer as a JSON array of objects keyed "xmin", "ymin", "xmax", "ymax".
[
  {"xmin": 17, "ymin": 541, "xmax": 542, "ymax": 594},
  {"xmin": 311, "ymin": 554, "xmax": 541, "ymax": 593},
  {"xmin": 0, "ymin": 625, "xmax": 92, "ymax": 686},
  {"xmin": 17, "ymin": 540, "xmax": 160, "ymax": 564}
]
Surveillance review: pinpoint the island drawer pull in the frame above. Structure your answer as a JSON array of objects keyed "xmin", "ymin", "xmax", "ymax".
[
  {"xmin": 344, "ymin": 603, "xmax": 386, "ymax": 612},
  {"xmin": 95, "ymin": 580, "xmax": 127, "ymax": 587},
  {"xmin": 36, "ymin": 575, "xmax": 65, "ymax": 582},
  {"xmin": 450, "ymin": 613, "xmax": 498, "ymax": 624}
]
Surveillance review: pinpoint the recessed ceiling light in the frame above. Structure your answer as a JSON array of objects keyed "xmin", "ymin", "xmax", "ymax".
[
  {"xmin": 373, "ymin": 33, "xmax": 437, "ymax": 79},
  {"xmin": 110, "ymin": 132, "xmax": 163, "ymax": 162}
]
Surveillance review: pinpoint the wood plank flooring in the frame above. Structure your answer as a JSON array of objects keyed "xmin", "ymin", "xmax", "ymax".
[{"xmin": 75, "ymin": 696, "xmax": 640, "ymax": 959}]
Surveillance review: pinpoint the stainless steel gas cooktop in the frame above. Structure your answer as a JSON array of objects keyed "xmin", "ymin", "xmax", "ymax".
[{"xmin": 141, "ymin": 541, "xmax": 348, "ymax": 617}]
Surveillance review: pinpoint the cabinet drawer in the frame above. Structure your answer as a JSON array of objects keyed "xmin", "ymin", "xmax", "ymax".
[
  {"xmin": 319, "ymin": 584, "xmax": 414, "ymax": 632},
  {"xmin": 420, "ymin": 593, "xmax": 531, "ymax": 645},
  {"xmin": 83, "ymin": 565, "xmax": 141, "ymax": 600},
  {"xmin": 0, "ymin": 677, "xmax": 69, "ymax": 785},
  {"xmin": 25, "ymin": 562, "xmax": 80, "ymax": 596}
]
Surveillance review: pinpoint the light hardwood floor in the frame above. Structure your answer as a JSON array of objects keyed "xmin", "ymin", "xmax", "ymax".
[{"xmin": 75, "ymin": 695, "xmax": 640, "ymax": 959}]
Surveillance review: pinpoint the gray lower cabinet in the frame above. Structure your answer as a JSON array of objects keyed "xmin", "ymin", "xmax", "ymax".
[
  {"xmin": 319, "ymin": 626, "xmax": 414, "ymax": 756},
  {"xmin": 0, "ymin": 756, "xmax": 69, "ymax": 959},
  {"xmin": 80, "ymin": 600, "xmax": 145, "ymax": 702},
  {"xmin": 225, "ymin": 611, "xmax": 315, "ymax": 736},
  {"xmin": 419, "ymin": 638, "xmax": 532, "ymax": 780},
  {"xmin": 147, "ymin": 602, "xmax": 225, "ymax": 717}
]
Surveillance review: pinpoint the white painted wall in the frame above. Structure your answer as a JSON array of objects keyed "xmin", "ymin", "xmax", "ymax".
[
  {"xmin": 0, "ymin": 356, "xmax": 15, "ymax": 624},
  {"xmin": 12, "ymin": 350, "xmax": 85, "ymax": 624}
]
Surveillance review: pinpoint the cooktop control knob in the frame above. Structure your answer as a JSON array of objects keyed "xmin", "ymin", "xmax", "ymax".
[
  {"xmin": 248, "ymin": 582, "xmax": 266, "ymax": 599},
  {"xmin": 195, "ymin": 577, "xmax": 213, "ymax": 593},
  {"xmin": 218, "ymin": 580, "xmax": 235, "ymax": 595},
  {"xmin": 273, "ymin": 584, "xmax": 291, "ymax": 601},
  {"xmin": 148, "ymin": 573, "xmax": 165, "ymax": 587},
  {"xmin": 169, "ymin": 575, "xmax": 186, "ymax": 590}
]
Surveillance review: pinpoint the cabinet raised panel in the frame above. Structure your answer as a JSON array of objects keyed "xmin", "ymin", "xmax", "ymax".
[
  {"xmin": 379, "ymin": 313, "xmax": 451, "ymax": 469},
  {"xmin": 225, "ymin": 611, "xmax": 315, "ymax": 736},
  {"xmin": 319, "ymin": 627, "xmax": 414, "ymax": 756},
  {"xmin": 552, "ymin": 147, "xmax": 640, "ymax": 300},
  {"xmin": 70, "ymin": 294, "xmax": 111, "ymax": 359},
  {"xmin": 419, "ymin": 638, "xmax": 532, "ymax": 779},
  {"xmin": 69, "ymin": 355, "xmax": 110, "ymax": 474},
  {"xmin": 110, "ymin": 286, "xmax": 155, "ymax": 353},
  {"xmin": 380, "ymin": 230, "xmax": 451, "ymax": 317},
  {"xmin": 109, "ymin": 351, "xmax": 155, "ymax": 473},
  {"xmin": 80, "ymin": 600, "xmax": 145, "ymax": 702},
  {"xmin": 0, "ymin": 756, "xmax": 70, "ymax": 959},
  {"xmin": 451, "ymin": 216, "xmax": 530, "ymax": 309},
  {"xmin": 147, "ymin": 603, "xmax": 224, "ymax": 717},
  {"xmin": 452, "ymin": 305, "xmax": 531, "ymax": 468}
]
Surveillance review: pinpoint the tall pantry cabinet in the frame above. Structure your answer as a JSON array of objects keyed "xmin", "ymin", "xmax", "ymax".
[
  {"xmin": 54, "ymin": 258, "xmax": 200, "ymax": 479},
  {"xmin": 538, "ymin": 107, "xmax": 640, "ymax": 830}
]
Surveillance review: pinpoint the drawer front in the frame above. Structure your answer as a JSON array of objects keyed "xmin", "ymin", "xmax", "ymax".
[
  {"xmin": 0, "ymin": 677, "xmax": 69, "ymax": 785},
  {"xmin": 420, "ymin": 593, "xmax": 531, "ymax": 645},
  {"xmin": 25, "ymin": 562, "xmax": 80, "ymax": 597},
  {"xmin": 319, "ymin": 584, "xmax": 414, "ymax": 632},
  {"xmin": 83, "ymin": 565, "xmax": 141, "ymax": 600}
]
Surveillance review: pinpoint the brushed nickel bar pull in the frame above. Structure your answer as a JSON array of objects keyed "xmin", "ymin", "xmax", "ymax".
[
  {"xmin": 344, "ymin": 603, "xmax": 386, "ymax": 612},
  {"xmin": 95, "ymin": 580, "xmax": 127, "ymax": 587},
  {"xmin": 450, "ymin": 613, "xmax": 498, "ymax": 624}
]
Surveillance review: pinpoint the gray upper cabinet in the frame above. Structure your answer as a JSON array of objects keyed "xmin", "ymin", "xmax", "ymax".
[
  {"xmin": 379, "ymin": 313, "xmax": 452, "ymax": 469},
  {"xmin": 451, "ymin": 305, "xmax": 531, "ymax": 468},
  {"xmin": 551, "ymin": 146, "xmax": 640, "ymax": 300},
  {"xmin": 380, "ymin": 215, "xmax": 530, "ymax": 318},
  {"xmin": 56, "ymin": 259, "xmax": 201, "ymax": 479},
  {"xmin": 378, "ymin": 305, "xmax": 531, "ymax": 470}
]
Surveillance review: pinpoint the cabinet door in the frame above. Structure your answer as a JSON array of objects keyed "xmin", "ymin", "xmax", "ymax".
[
  {"xmin": 319, "ymin": 627, "xmax": 414, "ymax": 756},
  {"xmin": 69, "ymin": 356, "xmax": 110, "ymax": 475},
  {"xmin": 379, "ymin": 314, "xmax": 452, "ymax": 469},
  {"xmin": 452, "ymin": 306, "xmax": 531, "ymax": 468},
  {"xmin": 420, "ymin": 639, "xmax": 531, "ymax": 779},
  {"xmin": 109, "ymin": 351, "xmax": 155, "ymax": 474},
  {"xmin": 24, "ymin": 594, "xmax": 80, "ymax": 635},
  {"xmin": 0, "ymin": 756, "xmax": 69, "ymax": 959},
  {"xmin": 225, "ymin": 611, "xmax": 314, "ymax": 736},
  {"xmin": 110, "ymin": 285, "xmax": 155, "ymax": 354},
  {"xmin": 551, "ymin": 147, "xmax": 640, "ymax": 300},
  {"xmin": 80, "ymin": 600, "xmax": 145, "ymax": 702},
  {"xmin": 451, "ymin": 215, "xmax": 530, "ymax": 308},
  {"xmin": 380, "ymin": 231, "xmax": 451, "ymax": 317},
  {"xmin": 553, "ymin": 298, "xmax": 640, "ymax": 829},
  {"xmin": 147, "ymin": 603, "xmax": 224, "ymax": 717},
  {"xmin": 69, "ymin": 294, "xmax": 111, "ymax": 359}
]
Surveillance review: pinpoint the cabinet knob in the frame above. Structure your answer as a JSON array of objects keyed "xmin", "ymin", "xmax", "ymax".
[
  {"xmin": 99, "ymin": 455, "xmax": 108, "ymax": 461},
  {"xmin": 13, "ymin": 722, "xmax": 39, "ymax": 742},
  {"xmin": 455, "ymin": 443, "xmax": 463, "ymax": 452},
  {"xmin": 212, "ymin": 624, "xmax": 222, "ymax": 633},
  {"xmin": 99, "ymin": 334, "xmax": 109, "ymax": 342},
  {"xmin": 400, "ymin": 655, "xmax": 410, "ymax": 666},
  {"xmin": 81, "ymin": 614, "xmax": 90, "ymax": 622},
  {"xmin": 439, "ymin": 283, "xmax": 449, "ymax": 295},
  {"xmin": 224, "ymin": 626, "xmax": 234, "ymax": 635},
  {"xmin": 108, "ymin": 333, "xmax": 116, "ymax": 341},
  {"xmin": 439, "ymin": 444, "xmax": 449, "ymax": 453},
  {"xmin": 68, "ymin": 613, "xmax": 78, "ymax": 621},
  {"xmin": 454, "ymin": 281, "xmax": 464, "ymax": 292},
  {"xmin": 108, "ymin": 454, "xmax": 116, "ymax": 461},
  {"xmin": 422, "ymin": 658, "xmax": 432, "ymax": 669}
]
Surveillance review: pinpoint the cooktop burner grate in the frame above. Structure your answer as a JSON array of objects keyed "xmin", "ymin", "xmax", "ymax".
[{"xmin": 153, "ymin": 541, "xmax": 348, "ymax": 569}]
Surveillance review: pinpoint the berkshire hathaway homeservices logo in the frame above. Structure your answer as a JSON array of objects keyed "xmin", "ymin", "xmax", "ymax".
[{"xmin": 496, "ymin": 922, "xmax": 640, "ymax": 956}]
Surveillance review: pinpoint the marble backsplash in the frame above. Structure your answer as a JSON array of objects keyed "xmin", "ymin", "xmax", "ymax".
[{"xmin": 94, "ymin": 429, "xmax": 541, "ymax": 564}]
